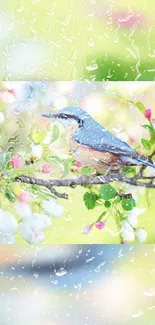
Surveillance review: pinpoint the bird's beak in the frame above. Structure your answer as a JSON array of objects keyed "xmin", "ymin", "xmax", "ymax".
[{"xmin": 42, "ymin": 113, "xmax": 59, "ymax": 118}]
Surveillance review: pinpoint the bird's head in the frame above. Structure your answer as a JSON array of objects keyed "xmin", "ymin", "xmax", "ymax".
[{"xmin": 42, "ymin": 107, "xmax": 90, "ymax": 128}]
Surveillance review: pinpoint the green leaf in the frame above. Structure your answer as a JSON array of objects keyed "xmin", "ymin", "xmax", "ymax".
[
  {"xmin": 100, "ymin": 184, "xmax": 116, "ymax": 200},
  {"xmin": 119, "ymin": 214, "xmax": 127, "ymax": 222},
  {"xmin": 141, "ymin": 138, "xmax": 151, "ymax": 151},
  {"xmin": 121, "ymin": 166, "xmax": 136, "ymax": 176},
  {"xmin": 0, "ymin": 153, "xmax": 11, "ymax": 170},
  {"xmin": 5, "ymin": 189, "xmax": 15, "ymax": 202},
  {"xmin": 114, "ymin": 196, "xmax": 121, "ymax": 203},
  {"xmin": 81, "ymin": 166, "xmax": 93, "ymax": 176},
  {"xmin": 46, "ymin": 155, "xmax": 62, "ymax": 165},
  {"xmin": 51, "ymin": 125, "xmax": 59, "ymax": 142},
  {"xmin": 96, "ymin": 211, "xmax": 106, "ymax": 222},
  {"xmin": 122, "ymin": 197, "xmax": 136, "ymax": 211},
  {"xmin": 135, "ymin": 101, "xmax": 146, "ymax": 114},
  {"xmin": 142, "ymin": 125, "xmax": 155, "ymax": 134},
  {"xmin": 61, "ymin": 159, "xmax": 72, "ymax": 178},
  {"xmin": 104, "ymin": 201, "xmax": 111, "ymax": 208},
  {"xmin": 149, "ymin": 135, "xmax": 155, "ymax": 146},
  {"xmin": 83, "ymin": 192, "xmax": 98, "ymax": 209}
]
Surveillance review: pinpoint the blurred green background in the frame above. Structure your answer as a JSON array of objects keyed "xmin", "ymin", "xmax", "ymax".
[
  {"xmin": 0, "ymin": 81, "xmax": 155, "ymax": 244},
  {"xmin": 0, "ymin": 0, "xmax": 155, "ymax": 80}
]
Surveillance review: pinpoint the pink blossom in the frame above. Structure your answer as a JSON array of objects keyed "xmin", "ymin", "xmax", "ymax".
[
  {"xmin": 144, "ymin": 109, "xmax": 152, "ymax": 119},
  {"xmin": 18, "ymin": 191, "xmax": 31, "ymax": 203},
  {"xmin": 83, "ymin": 224, "xmax": 92, "ymax": 234},
  {"xmin": 10, "ymin": 156, "xmax": 23, "ymax": 168},
  {"xmin": 42, "ymin": 164, "xmax": 52, "ymax": 174},
  {"xmin": 112, "ymin": 11, "xmax": 146, "ymax": 28},
  {"xmin": 75, "ymin": 161, "xmax": 82, "ymax": 168},
  {"xmin": 95, "ymin": 221, "xmax": 105, "ymax": 229}
]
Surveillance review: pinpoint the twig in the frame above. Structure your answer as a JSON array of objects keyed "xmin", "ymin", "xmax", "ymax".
[
  {"xmin": 14, "ymin": 172, "xmax": 155, "ymax": 199},
  {"xmin": 46, "ymin": 184, "xmax": 68, "ymax": 199}
]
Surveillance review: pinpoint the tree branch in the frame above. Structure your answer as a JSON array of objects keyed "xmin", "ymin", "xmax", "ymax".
[{"xmin": 14, "ymin": 172, "xmax": 155, "ymax": 199}]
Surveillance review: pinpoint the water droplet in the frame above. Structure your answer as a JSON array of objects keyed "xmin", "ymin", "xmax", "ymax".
[
  {"xmin": 132, "ymin": 311, "xmax": 144, "ymax": 318},
  {"xmin": 86, "ymin": 64, "xmax": 98, "ymax": 71},
  {"xmin": 54, "ymin": 267, "xmax": 67, "ymax": 277},
  {"xmin": 143, "ymin": 289, "xmax": 155, "ymax": 297}
]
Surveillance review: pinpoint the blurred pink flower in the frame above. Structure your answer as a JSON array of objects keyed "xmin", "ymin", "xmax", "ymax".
[
  {"xmin": 42, "ymin": 163, "xmax": 52, "ymax": 174},
  {"xmin": 75, "ymin": 161, "xmax": 82, "ymax": 168},
  {"xmin": 18, "ymin": 191, "xmax": 31, "ymax": 204},
  {"xmin": 144, "ymin": 108, "xmax": 152, "ymax": 119},
  {"xmin": 83, "ymin": 224, "xmax": 92, "ymax": 234},
  {"xmin": 7, "ymin": 89, "xmax": 16, "ymax": 97},
  {"xmin": 113, "ymin": 11, "xmax": 146, "ymax": 28},
  {"xmin": 10, "ymin": 156, "xmax": 23, "ymax": 168},
  {"xmin": 95, "ymin": 221, "xmax": 105, "ymax": 229}
]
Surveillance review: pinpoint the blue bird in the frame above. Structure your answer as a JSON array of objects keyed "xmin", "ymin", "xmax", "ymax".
[{"xmin": 42, "ymin": 107, "xmax": 155, "ymax": 173}]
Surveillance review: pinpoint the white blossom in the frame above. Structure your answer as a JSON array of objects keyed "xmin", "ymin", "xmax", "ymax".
[
  {"xmin": 19, "ymin": 213, "xmax": 51, "ymax": 244},
  {"xmin": 0, "ymin": 234, "xmax": 16, "ymax": 244},
  {"xmin": 14, "ymin": 201, "xmax": 32, "ymax": 219},
  {"xmin": 127, "ymin": 215, "xmax": 138, "ymax": 228},
  {"xmin": 126, "ymin": 207, "xmax": 146, "ymax": 228},
  {"xmin": 42, "ymin": 198, "xmax": 64, "ymax": 218},
  {"xmin": 121, "ymin": 221, "xmax": 135, "ymax": 242},
  {"xmin": 28, "ymin": 213, "xmax": 51, "ymax": 231},
  {"xmin": 118, "ymin": 183, "xmax": 145, "ymax": 202},
  {"xmin": 0, "ymin": 209, "xmax": 18, "ymax": 234},
  {"xmin": 42, "ymin": 132, "xmax": 52, "ymax": 145},
  {"xmin": 20, "ymin": 222, "xmax": 45, "ymax": 244},
  {"xmin": 31, "ymin": 144, "xmax": 42, "ymax": 159},
  {"xmin": 135, "ymin": 228, "xmax": 147, "ymax": 243},
  {"xmin": 128, "ymin": 207, "xmax": 146, "ymax": 217}
]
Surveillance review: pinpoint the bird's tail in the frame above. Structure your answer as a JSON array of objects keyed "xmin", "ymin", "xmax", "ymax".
[
  {"xmin": 137, "ymin": 157, "xmax": 155, "ymax": 169},
  {"xmin": 121, "ymin": 155, "xmax": 155, "ymax": 169}
]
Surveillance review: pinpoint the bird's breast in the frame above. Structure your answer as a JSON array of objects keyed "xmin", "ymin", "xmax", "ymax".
[{"xmin": 68, "ymin": 136, "xmax": 123, "ymax": 172}]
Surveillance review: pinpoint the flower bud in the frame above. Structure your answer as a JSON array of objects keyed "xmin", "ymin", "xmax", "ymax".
[
  {"xmin": 10, "ymin": 156, "xmax": 23, "ymax": 168},
  {"xmin": 144, "ymin": 109, "xmax": 152, "ymax": 119},
  {"xmin": 75, "ymin": 161, "xmax": 82, "ymax": 168},
  {"xmin": 95, "ymin": 221, "xmax": 105, "ymax": 229},
  {"xmin": 83, "ymin": 224, "xmax": 92, "ymax": 234},
  {"xmin": 121, "ymin": 240, "xmax": 127, "ymax": 244},
  {"xmin": 18, "ymin": 191, "xmax": 31, "ymax": 203},
  {"xmin": 42, "ymin": 164, "xmax": 52, "ymax": 174}
]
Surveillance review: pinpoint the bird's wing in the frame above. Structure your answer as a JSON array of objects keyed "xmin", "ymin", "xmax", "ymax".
[{"xmin": 72, "ymin": 123, "xmax": 138, "ymax": 159}]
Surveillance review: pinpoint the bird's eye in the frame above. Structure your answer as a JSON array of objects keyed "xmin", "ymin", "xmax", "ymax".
[{"xmin": 79, "ymin": 119, "xmax": 83, "ymax": 127}]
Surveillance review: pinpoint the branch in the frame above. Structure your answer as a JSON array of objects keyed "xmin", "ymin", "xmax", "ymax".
[{"xmin": 14, "ymin": 172, "xmax": 155, "ymax": 199}]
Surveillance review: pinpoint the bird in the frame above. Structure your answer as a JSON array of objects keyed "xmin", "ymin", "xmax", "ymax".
[{"xmin": 42, "ymin": 107, "xmax": 155, "ymax": 173}]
